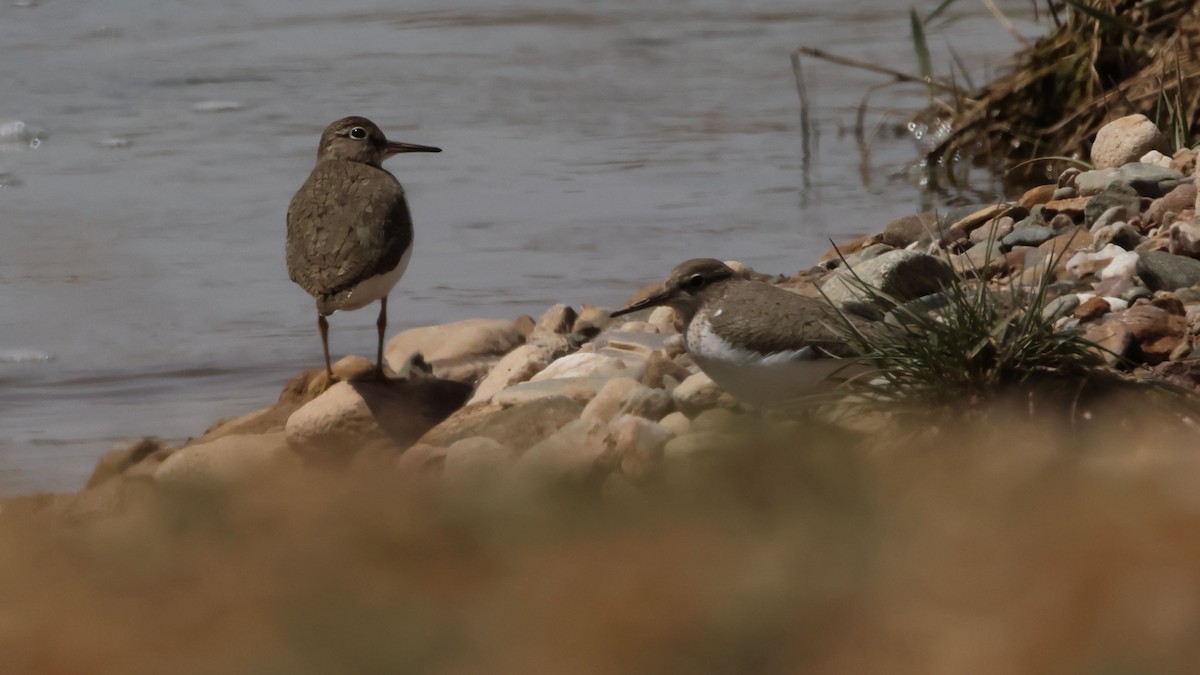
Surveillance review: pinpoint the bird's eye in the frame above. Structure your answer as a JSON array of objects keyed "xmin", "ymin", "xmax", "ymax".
[
  {"xmin": 687, "ymin": 274, "xmax": 705, "ymax": 289},
  {"xmin": 349, "ymin": 127, "xmax": 368, "ymax": 140}
]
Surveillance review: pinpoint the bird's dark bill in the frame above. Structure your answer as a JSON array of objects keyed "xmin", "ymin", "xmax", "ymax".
[
  {"xmin": 384, "ymin": 141, "xmax": 442, "ymax": 156},
  {"xmin": 610, "ymin": 290, "xmax": 670, "ymax": 318}
]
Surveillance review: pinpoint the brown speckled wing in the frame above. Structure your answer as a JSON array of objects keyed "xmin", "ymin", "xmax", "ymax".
[
  {"xmin": 705, "ymin": 281, "xmax": 868, "ymax": 357},
  {"xmin": 286, "ymin": 160, "xmax": 414, "ymax": 312}
]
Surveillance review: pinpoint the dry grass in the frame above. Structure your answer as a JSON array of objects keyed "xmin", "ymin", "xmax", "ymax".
[
  {"xmin": 3, "ymin": 407, "xmax": 1200, "ymax": 674},
  {"xmin": 919, "ymin": 0, "xmax": 1200, "ymax": 178}
]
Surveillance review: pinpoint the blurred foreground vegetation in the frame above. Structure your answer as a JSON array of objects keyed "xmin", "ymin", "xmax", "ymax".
[{"xmin": 3, "ymin": 404, "xmax": 1200, "ymax": 675}]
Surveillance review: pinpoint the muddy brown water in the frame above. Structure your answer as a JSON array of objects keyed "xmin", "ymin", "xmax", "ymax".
[{"xmin": 0, "ymin": 0, "xmax": 1040, "ymax": 492}]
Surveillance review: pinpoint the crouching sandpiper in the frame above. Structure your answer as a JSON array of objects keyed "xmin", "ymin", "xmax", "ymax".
[{"xmin": 611, "ymin": 258, "xmax": 876, "ymax": 403}]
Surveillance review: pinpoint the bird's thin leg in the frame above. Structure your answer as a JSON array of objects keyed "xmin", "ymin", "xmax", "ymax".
[
  {"xmin": 375, "ymin": 295, "xmax": 388, "ymax": 378},
  {"xmin": 318, "ymin": 313, "xmax": 333, "ymax": 380}
]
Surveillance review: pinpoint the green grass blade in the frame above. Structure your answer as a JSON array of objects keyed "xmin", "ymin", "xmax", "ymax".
[
  {"xmin": 924, "ymin": 0, "xmax": 960, "ymax": 24},
  {"xmin": 910, "ymin": 8, "xmax": 934, "ymax": 88}
]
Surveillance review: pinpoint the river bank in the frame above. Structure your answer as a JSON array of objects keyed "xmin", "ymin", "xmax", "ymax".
[{"xmin": 5, "ymin": 114, "xmax": 1200, "ymax": 674}]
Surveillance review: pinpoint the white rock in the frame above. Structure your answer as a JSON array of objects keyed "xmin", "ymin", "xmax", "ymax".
[
  {"xmin": 722, "ymin": 260, "xmax": 753, "ymax": 278},
  {"xmin": 1066, "ymin": 243, "xmax": 1126, "ymax": 278},
  {"xmin": 1099, "ymin": 250, "xmax": 1140, "ymax": 280},
  {"xmin": 581, "ymin": 376, "xmax": 672, "ymax": 423},
  {"xmin": 1091, "ymin": 114, "xmax": 1167, "ymax": 169},
  {"xmin": 286, "ymin": 383, "xmax": 388, "ymax": 461},
  {"xmin": 647, "ymin": 306, "xmax": 678, "ymax": 332},
  {"xmin": 285, "ymin": 380, "xmax": 449, "ymax": 463},
  {"xmin": 384, "ymin": 317, "xmax": 529, "ymax": 374},
  {"xmin": 662, "ymin": 334, "xmax": 687, "ymax": 359},
  {"xmin": 613, "ymin": 320, "xmax": 659, "ymax": 334},
  {"xmin": 155, "ymin": 432, "xmax": 297, "ymax": 490},
  {"xmin": 611, "ymin": 415, "xmax": 672, "ymax": 479},
  {"xmin": 514, "ymin": 417, "xmax": 614, "ymax": 482},
  {"xmin": 535, "ymin": 304, "xmax": 577, "ymax": 335},
  {"xmin": 443, "ymin": 437, "xmax": 517, "ymax": 485},
  {"xmin": 1102, "ymin": 297, "xmax": 1129, "ymax": 312},
  {"xmin": 468, "ymin": 336, "xmax": 573, "ymax": 405},
  {"xmin": 1169, "ymin": 220, "xmax": 1200, "ymax": 257},
  {"xmin": 690, "ymin": 407, "xmax": 739, "ymax": 433},
  {"xmin": 657, "ymin": 411, "xmax": 692, "ymax": 437},
  {"xmin": 672, "ymin": 372, "xmax": 723, "ymax": 414},
  {"xmin": 1140, "ymin": 150, "xmax": 1172, "ymax": 168},
  {"xmin": 581, "ymin": 377, "xmax": 642, "ymax": 422},
  {"xmin": 492, "ymin": 376, "xmax": 611, "ymax": 407},
  {"xmin": 531, "ymin": 352, "xmax": 634, "ymax": 381}
]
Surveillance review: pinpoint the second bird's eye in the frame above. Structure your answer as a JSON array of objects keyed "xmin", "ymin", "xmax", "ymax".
[
  {"xmin": 349, "ymin": 127, "xmax": 368, "ymax": 140},
  {"xmin": 687, "ymin": 274, "xmax": 705, "ymax": 288}
]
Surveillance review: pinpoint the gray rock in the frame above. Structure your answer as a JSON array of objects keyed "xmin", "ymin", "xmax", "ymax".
[
  {"xmin": 879, "ymin": 212, "xmax": 938, "ymax": 248},
  {"xmin": 1041, "ymin": 294, "xmax": 1080, "ymax": 322},
  {"xmin": 1001, "ymin": 225, "xmax": 1056, "ymax": 248},
  {"xmin": 1136, "ymin": 250, "xmax": 1200, "ymax": 291},
  {"xmin": 970, "ymin": 216, "xmax": 1015, "ymax": 244},
  {"xmin": 837, "ymin": 242, "xmax": 894, "ymax": 269},
  {"xmin": 1093, "ymin": 222, "xmax": 1145, "ymax": 251},
  {"xmin": 820, "ymin": 250, "xmax": 956, "ymax": 309},
  {"xmin": 1084, "ymin": 183, "xmax": 1141, "ymax": 229},
  {"xmin": 1075, "ymin": 168, "xmax": 1123, "ymax": 196},
  {"xmin": 1088, "ymin": 206, "xmax": 1129, "ymax": 233},
  {"xmin": 940, "ymin": 203, "xmax": 991, "ymax": 229},
  {"xmin": 886, "ymin": 292, "xmax": 953, "ymax": 327},
  {"xmin": 1014, "ymin": 204, "xmax": 1048, "ymax": 229},
  {"xmin": 1120, "ymin": 285, "xmax": 1153, "ymax": 304},
  {"xmin": 1090, "ymin": 114, "xmax": 1168, "ymax": 169},
  {"xmin": 1120, "ymin": 162, "xmax": 1186, "ymax": 198},
  {"xmin": 1051, "ymin": 186, "xmax": 1078, "ymax": 200},
  {"xmin": 957, "ymin": 239, "xmax": 1006, "ymax": 278}
]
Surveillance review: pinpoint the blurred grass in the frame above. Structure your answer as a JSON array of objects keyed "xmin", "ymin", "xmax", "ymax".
[{"xmin": 3, "ymin": 408, "xmax": 1200, "ymax": 674}]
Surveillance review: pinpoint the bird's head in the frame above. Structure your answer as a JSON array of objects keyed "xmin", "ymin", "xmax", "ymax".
[
  {"xmin": 610, "ymin": 258, "xmax": 737, "ymax": 323},
  {"xmin": 316, "ymin": 116, "xmax": 441, "ymax": 167}
]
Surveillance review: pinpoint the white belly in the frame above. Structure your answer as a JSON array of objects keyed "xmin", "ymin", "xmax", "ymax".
[
  {"xmin": 340, "ymin": 246, "xmax": 412, "ymax": 311},
  {"xmin": 687, "ymin": 318, "xmax": 853, "ymax": 403}
]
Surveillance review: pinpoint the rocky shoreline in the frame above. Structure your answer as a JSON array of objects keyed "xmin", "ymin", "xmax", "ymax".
[{"xmin": 21, "ymin": 113, "xmax": 1200, "ymax": 514}]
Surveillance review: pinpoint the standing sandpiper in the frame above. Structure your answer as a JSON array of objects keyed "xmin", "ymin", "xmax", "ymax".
[
  {"xmin": 287, "ymin": 116, "xmax": 441, "ymax": 380},
  {"xmin": 610, "ymin": 258, "xmax": 876, "ymax": 403}
]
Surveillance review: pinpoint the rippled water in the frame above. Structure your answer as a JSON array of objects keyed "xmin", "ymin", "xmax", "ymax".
[{"xmin": 0, "ymin": 0, "xmax": 1040, "ymax": 493}]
